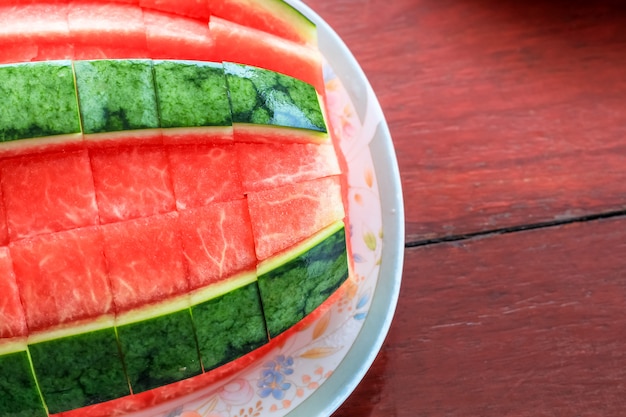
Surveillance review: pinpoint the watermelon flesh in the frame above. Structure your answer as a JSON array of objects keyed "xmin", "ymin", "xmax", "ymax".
[{"xmin": 0, "ymin": 1, "xmax": 351, "ymax": 415}]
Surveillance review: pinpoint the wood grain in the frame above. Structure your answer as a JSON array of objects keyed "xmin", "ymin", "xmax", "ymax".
[
  {"xmin": 333, "ymin": 216, "xmax": 626, "ymax": 416},
  {"xmin": 307, "ymin": 0, "xmax": 626, "ymax": 242}
]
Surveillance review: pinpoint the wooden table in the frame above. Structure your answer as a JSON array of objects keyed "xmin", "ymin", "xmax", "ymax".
[{"xmin": 303, "ymin": 0, "xmax": 626, "ymax": 415}]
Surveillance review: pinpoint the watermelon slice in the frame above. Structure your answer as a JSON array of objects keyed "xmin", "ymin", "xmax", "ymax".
[
  {"xmin": 0, "ymin": 247, "xmax": 27, "ymax": 339},
  {"xmin": 28, "ymin": 318, "xmax": 129, "ymax": 414},
  {"xmin": 247, "ymin": 175, "xmax": 346, "ymax": 260},
  {"xmin": 210, "ymin": 16, "xmax": 325, "ymax": 93},
  {"xmin": 153, "ymin": 59, "xmax": 232, "ymax": 144},
  {"xmin": 210, "ymin": 0, "xmax": 318, "ymax": 46},
  {"xmin": 116, "ymin": 297, "xmax": 202, "ymax": 394},
  {"xmin": 257, "ymin": 221, "xmax": 349, "ymax": 337},
  {"xmin": 139, "ymin": 0, "xmax": 210, "ymax": 20},
  {"xmin": 0, "ymin": 343, "xmax": 47, "ymax": 417},
  {"xmin": 236, "ymin": 142, "xmax": 341, "ymax": 192},
  {"xmin": 102, "ymin": 212, "xmax": 188, "ymax": 313},
  {"xmin": 168, "ymin": 144, "xmax": 243, "ymax": 210},
  {"xmin": 10, "ymin": 226, "xmax": 113, "ymax": 333},
  {"xmin": 90, "ymin": 145, "xmax": 175, "ymax": 223},
  {"xmin": 68, "ymin": 2, "xmax": 148, "ymax": 59},
  {"xmin": 0, "ymin": 60, "xmax": 82, "ymax": 157},
  {"xmin": 73, "ymin": 59, "xmax": 161, "ymax": 146},
  {"xmin": 0, "ymin": 150, "xmax": 98, "ymax": 241},
  {"xmin": 143, "ymin": 10, "xmax": 216, "ymax": 61},
  {"xmin": 178, "ymin": 199, "xmax": 256, "ymax": 289},
  {"xmin": 0, "ymin": 3, "xmax": 73, "ymax": 64}
]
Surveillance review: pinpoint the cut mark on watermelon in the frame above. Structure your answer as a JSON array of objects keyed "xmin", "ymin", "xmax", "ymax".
[{"xmin": 140, "ymin": 0, "xmax": 210, "ymax": 21}]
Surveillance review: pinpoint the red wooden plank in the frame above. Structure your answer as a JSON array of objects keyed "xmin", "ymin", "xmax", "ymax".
[
  {"xmin": 333, "ymin": 216, "xmax": 626, "ymax": 416},
  {"xmin": 307, "ymin": 0, "xmax": 626, "ymax": 241}
]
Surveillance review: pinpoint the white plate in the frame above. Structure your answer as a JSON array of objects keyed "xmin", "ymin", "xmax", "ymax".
[{"xmin": 129, "ymin": 2, "xmax": 404, "ymax": 416}]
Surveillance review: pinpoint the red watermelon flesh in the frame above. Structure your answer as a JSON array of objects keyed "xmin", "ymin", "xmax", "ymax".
[
  {"xmin": 178, "ymin": 199, "xmax": 256, "ymax": 290},
  {"xmin": 140, "ymin": 0, "xmax": 210, "ymax": 21},
  {"xmin": 90, "ymin": 145, "xmax": 175, "ymax": 224},
  {"xmin": 102, "ymin": 212, "xmax": 188, "ymax": 313},
  {"xmin": 0, "ymin": 149, "xmax": 99, "ymax": 241},
  {"xmin": 68, "ymin": 2, "xmax": 148, "ymax": 59},
  {"xmin": 0, "ymin": 3, "xmax": 73, "ymax": 64},
  {"xmin": 10, "ymin": 226, "xmax": 113, "ymax": 333},
  {"xmin": 210, "ymin": 0, "xmax": 317, "ymax": 46},
  {"xmin": 247, "ymin": 175, "xmax": 345, "ymax": 260},
  {"xmin": 210, "ymin": 15, "xmax": 325, "ymax": 93},
  {"xmin": 236, "ymin": 142, "xmax": 341, "ymax": 192},
  {"xmin": 144, "ymin": 9, "xmax": 216, "ymax": 61},
  {"xmin": 0, "ymin": 247, "xmax": 28, "ymax": 339},
  {"xmin": 168, "ymin": 144, "xmax": 244, "ymax": 210}
]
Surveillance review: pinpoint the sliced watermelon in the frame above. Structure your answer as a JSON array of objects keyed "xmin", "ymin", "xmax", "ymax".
[
  {"xmin": 0, "ymin": 60, "xmax": 82, "ymax": 156},
  {"xmin": 73, "ymin": 59, "xmax": 160, "ymax": 137},
  {"xmin": 224, "ymin": 62, "xmax": 328, "ymax": 144},
  {"xmin": 191, "ymin": 277, "xmax": 268, "ymax": 371},
  {"xmin": 140, "ymin": 0, "xmax": 210, "ymax": 20},
  {"xmin": 0, "ymin": 343, "xmax": 47, "ymax": 417},
  {"xmin": 247, "ymin": 175, "xmax": 346, "ymax": 260},
  {"xmin": 209, "ymin": 16, "xmax": 325, "ymax": 93},
  {"xmin": 102, "ymin": 212, "xmax": 188, "ymax": 313},
  {"xmin": 257, "ymin": 221, "xmax": 348, "ymax": 337},
  {"xmin": 168, "ymin": 144, "xmax": 244, "ymax": 210},
  {"xmin": 153, "ymin": 59, "xmax": 232, "ymax": 144},
  {"xmin": 236, "ymin": 142, "xmax": 341, "ymax": 192},
  {"xmin": 28, "ymin": 318, "xmax": 130, "ymax": 414},
  {"xmin": 10, "ymin": 226, "xmax": 113, "ymax": 333},
  {"xmin": 178, "ymin": 199, "xmax": 256, "ymax": 290},
  {"xmin": 144, "ymin": 10, "xmax": 215, "ymax": 61},
  {"xmin": 90, "ymin": 145, "xmax": 175, "ymax": 223},
  {"xmin": 0, "ymin": 3, "xmax": 73, "ymax": 64},
  {"xmin": 210, "ymin": 0, "xmax": 317, "ymax": 46},
  {"xmin": 0, "ymin": 150, "xmax": 98, "ymax": 241},
  {"xmin": 116, "ymin": 297, "xmax": 202, "ymax": 394},
  {"xmin": 0, "ymin": 247, "xmax": 27, "ymax": 339},
  {"xmin": 68, "ymin": 2, "xmax": 148, "ymax": 59}
]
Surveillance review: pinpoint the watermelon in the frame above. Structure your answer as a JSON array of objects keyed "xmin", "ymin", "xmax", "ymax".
[{"xmin": 0, "ymin": 1, "xmax": 353, "ymax": 415}]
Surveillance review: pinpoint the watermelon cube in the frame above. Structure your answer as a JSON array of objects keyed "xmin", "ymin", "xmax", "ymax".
[
  {"xmin": 236, "ymin": 142, "xmax": 341, "ymax": 192},
  {"xmin": 0, "ymin": 150, "xmax": 98, "ymax": 241},
  {"xmin": 144, "ymin": 10, "xmax": 215, "ymax": 61},
  {"xmin": 90, "ymin": 145, "xmax": 175, "ymax": 223},
  {"xmin": 191, "ymin": 280, "xmax": 268, "ymax": 371},
  {"xmin": 247, "ymin": 175, "xmax": 345, "ymax": 260},
  {"xmin": 153, "ymin": 60, "xmax": 233, "ymax": 144},
  {"xmin": 116, "ymin": 299, "xmax": 202, "ymax": 393},
  {"xmin": 178, "ymin": 199, "xmax": 256, "ymax": 290},
  {"xmin": 28, "ymin": 321, "xmax": 129, "ymax": 414},
  {"xmin": 224, "ymin": 62, "xmax": 326, "ymax": 135},
  {"xmin": 0, "ymin": 3, "xmax": 73, "ymax": 64},
  {"xmin": 73, "ymin": 59, "xmax": 160, "ymax": 138},
  {"xmin": 0, "ymin": 61, "xmax": 81, "ymax": 149},
  {"xmin": 168, "ymin": 144, "xmax": 244, "ymax": 210},
  {"xmin": 102, "ymin": 212, "xmax": 188, "ymax": 312},
  {"xmin": 210, "ymin": 16, "xmax": 324, "ymax": 93},
  {"xmin": 10, "ymin": 227, "xmax": 113, "ymax": 333},
  {"xmin": 68, "ymin": 2, "xmax": 148, "ymax": 59},
  {"xmin": 0, "ymin": 346, "xmax": 47, "ymax": 417},
  {"xmin": 0, "ymin": 247, "xmax": 27, "ymax": 339},
  {"xmin": 257, "ymin": 221, "xmax": 349, "ymax": 337}
]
